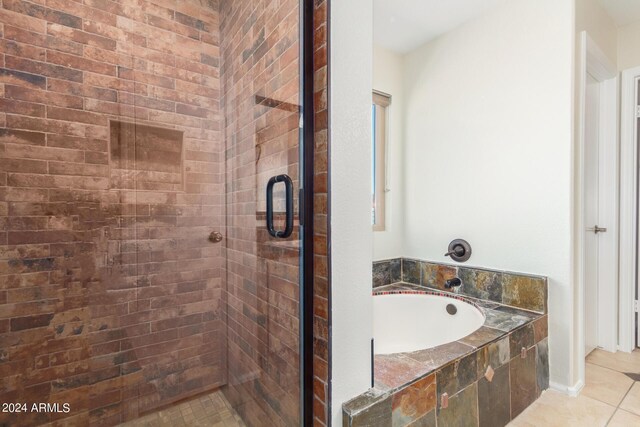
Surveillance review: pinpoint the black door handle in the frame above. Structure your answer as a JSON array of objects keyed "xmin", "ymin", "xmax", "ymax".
[{"xmin": 266, "ymin": 174, "xmax": 294, "ymax": 238}]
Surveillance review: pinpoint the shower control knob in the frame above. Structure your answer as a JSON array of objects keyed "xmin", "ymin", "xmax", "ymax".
[
  {"xmin": 445, "ymin": 246, "xmax": 465, "ymax": 257},
  {"xmin": 208, "ymin": 231, "xmax": 223, "ymax": 243},
  {"xmin": 444, "ymin": 239, "xmax": 472, "ymax": 263}
]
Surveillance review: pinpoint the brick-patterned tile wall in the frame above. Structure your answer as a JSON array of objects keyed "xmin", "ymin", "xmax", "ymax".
[
  {"xmin": 312, "ymin": 0, "xmax": 330, "ymax": 425},
  {"xmin": 0, "ymin": 1, "xmax": 225, "ymax": 425},
  {"xmin": 218, "ymin": 0, "xmax": 302, "ymax": 426}
]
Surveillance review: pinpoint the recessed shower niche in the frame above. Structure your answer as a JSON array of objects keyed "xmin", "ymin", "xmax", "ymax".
[{"xmin": 109, "ymin": 120, "xmax": 185, "ymax": 191}]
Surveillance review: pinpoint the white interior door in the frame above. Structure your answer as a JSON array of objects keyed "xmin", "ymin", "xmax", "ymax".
[{"xmin": 585, "ymin": 73, "xmax": 600, "ymax": 356}]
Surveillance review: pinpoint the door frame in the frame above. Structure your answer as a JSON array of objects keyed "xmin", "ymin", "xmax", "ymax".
[
  {"xmin": 301, "ymin": 0, "xmax": 318, "ymax": 424},
  {"xmin": 620, "ymin": 65, "xmax": 640, "ymax": 352},
  {"xmin": 576, "ymin": 31, "xmax": 619, "ymax": 386}
]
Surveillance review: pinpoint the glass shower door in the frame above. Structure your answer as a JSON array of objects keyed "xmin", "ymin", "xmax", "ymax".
[
  {"xmin": 0, "ymin": 0, "xmax": 308, "ymax": 426},
  {"xmin": 219, "ymin": 1, "xmax": 304, "ymax": 425}
]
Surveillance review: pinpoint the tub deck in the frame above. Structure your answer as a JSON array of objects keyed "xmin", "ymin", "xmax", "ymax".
[
  {"xmin": 343, "ymin": 283, "xmax": 549, "ymax": 427},
  {"xmin": 373, "ymin": 283, "xmax": 545, "ymax": 391}
]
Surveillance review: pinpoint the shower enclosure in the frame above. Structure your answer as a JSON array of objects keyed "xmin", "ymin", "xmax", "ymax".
[{"xmin": 0, "ymin": 0, "xmax": 313, "ymax": 425}]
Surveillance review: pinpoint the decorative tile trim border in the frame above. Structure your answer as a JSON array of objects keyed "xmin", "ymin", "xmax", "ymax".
[
  {"xmin": 344, "ymin": 285, "xmax": 549, "ymax": 427},
  {"xmin": 373, "ymin": 288, "xmax": 485, "ymax": 313},
  {"xmin": 373, "ymin": 258, "xmax": 548, "ymax": 313}
]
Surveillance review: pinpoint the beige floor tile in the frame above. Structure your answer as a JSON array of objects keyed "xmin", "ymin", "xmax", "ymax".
[
  {"xmin": 620, "ymin": 382, "xmax": 640, "ymax": 417},
  {"xmin": 508, "ymin": 390, "xmax": 615, "ymax": 427},
  {"xmin": 586, "ymin": 349, "xmax": 640, "ymax": 374},
  {"xmin": 608, "ymin": 409, "xmax": 640, "ymax": 426},
  {"xmin": 581, "ymin": 363, "xmax": 634, "ymax": 406}
]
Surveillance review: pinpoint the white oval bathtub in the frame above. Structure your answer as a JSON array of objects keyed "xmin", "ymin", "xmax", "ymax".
[{"xmin": 373, "ymin": 293, "xmax": 485, "ymax": 354}]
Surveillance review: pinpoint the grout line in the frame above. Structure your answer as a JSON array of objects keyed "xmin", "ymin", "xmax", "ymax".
[
  {"xmin": 585, "ymin": 360, "xmax": 639, "ymax": 381},
  {"xmin": 604, "ymin": 410, "xmax": 615, "ymax": 426},
  {"xmin": 586, "ymin": 358, "xmax": 634, "ymax": 375},
  {"xmin": 616, "ymin": 381, "xmax": 636, "ymax": 410},
  {"xmin": 604, "ymin": 382, "xmax": 636, "ymax": 426}
]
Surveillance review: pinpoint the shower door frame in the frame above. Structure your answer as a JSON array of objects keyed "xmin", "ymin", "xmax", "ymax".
[{"xmin": 301, "ymin": 0, "xmax": 317, "ymax": 425}]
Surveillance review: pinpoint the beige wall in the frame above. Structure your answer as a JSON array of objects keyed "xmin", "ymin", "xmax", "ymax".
[
  {"xmin": 373, "ymin": 45, "xmax": 405, "ymax": 260},
  {"xmin": 618, "ymin": 20, "xmax": 640, "ymax": 70},
  {"xmin": 330, "ymin": 0, "xmax": 374, "ymax": 424},
  {"xmin": 400, "ymin": 0, "xmax": 574, "ymax": 389},
  {"xmin": 576, "ymin": 0, "xmax": 618, "ymax": 64},
  {"xmin": 574, "ymin": 0, "xmax": 640, "ymax": 72}
]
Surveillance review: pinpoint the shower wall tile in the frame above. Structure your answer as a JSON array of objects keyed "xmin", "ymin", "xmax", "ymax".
[
  {"xmin": 372, "ymin": 258, "xmax": 548, "ymax": 313},
  {"xmin": 0, "ymin": 0, "xmax": 226, "ymax": 425}
]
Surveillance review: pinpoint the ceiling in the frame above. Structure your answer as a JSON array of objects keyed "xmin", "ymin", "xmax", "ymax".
[
  {"xmin": 374, "ymin": 0, "xmax": 640, "ymax": 54},
  {"xmin": 597, "ymin": 0, "xmax": 640, "ymax": 27},
  {"xmin": 373, "ymin": 0, "xmax": 506, "ymax": 54}
]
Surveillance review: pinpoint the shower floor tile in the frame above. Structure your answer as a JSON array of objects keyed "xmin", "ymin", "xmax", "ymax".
[{"xmin": 119, "ymin": 390, "xmax": 246, "ymax": 427}]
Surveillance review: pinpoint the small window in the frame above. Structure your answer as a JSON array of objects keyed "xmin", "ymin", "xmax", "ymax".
[{"xmin": 372, "ymin": 91, "xmax": 390, "ymax": 231}]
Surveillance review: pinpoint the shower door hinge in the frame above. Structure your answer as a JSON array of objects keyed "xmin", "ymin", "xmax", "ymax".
[
  {"xmin": 636, "ymin": 106, "xmax": 640, "ymax": 118},
  {"xmin": 299, "ymin": 112, "xmax": 304, "ymax": 129},
  {"xmin": 634, "ymin": 300, "xmax": 639, "ymax": 313}
]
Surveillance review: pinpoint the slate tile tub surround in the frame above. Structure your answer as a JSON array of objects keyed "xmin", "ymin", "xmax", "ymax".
[
  {"xmin": 372, "ymin": 258, "xmax": 548, "ymax": 313},
  {"xmin": 343, "ymin": 285, "xmax": 549, "ymax": 427}
]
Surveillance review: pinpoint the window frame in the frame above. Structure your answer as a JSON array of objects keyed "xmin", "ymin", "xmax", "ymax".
[{"xmin": 372, "ymin": 90, "xmax": 391, "ymax": 231}]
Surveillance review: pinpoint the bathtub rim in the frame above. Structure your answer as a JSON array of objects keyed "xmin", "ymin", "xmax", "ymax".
[
  {"xmin": 372, "ymin": 290, "xmax": 487, "ymax": 355},
  {"xmin": 343, "ymin": 283, "xmax": 549, "ymax": 425},
  {"xmin": 369, "ymin": 284, "xmax": 544, "ymax": 393}
]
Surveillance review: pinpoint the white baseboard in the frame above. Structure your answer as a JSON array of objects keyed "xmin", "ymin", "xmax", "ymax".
[
  {"xmin": 618, "ymin": 343, "xmax": 634, "ymax": 353},
  {"xmin": 550, "ymin": 380, "xmax": 584, "ymax": 397}
]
